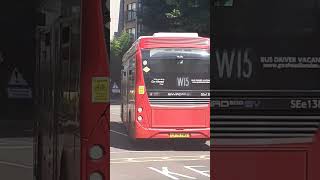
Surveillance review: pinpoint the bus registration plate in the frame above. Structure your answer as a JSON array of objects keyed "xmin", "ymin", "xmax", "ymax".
[{"xmin": 169, "ymin": 133, "xmax": 190, "ymax": 138}]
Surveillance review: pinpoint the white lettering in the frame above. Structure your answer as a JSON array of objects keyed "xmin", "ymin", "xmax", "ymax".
[
  {"xmin": 177, "ymin": 77, "xmax": 190, "ymax": 87},
  {"xmin": 215, "ymin": 48, "xmax": 253, "ymax": 79},
  {"xmin": 216, "ymin": 49, "xmax": 235, "ymax": 78}
]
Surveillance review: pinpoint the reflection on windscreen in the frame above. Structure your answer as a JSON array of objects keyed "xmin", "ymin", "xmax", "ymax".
[
  {"xmin": 148, "ymin": 59, "xmax": 209, "ymax": 74},
  {"xmin": 215, "ymin": 0, "xmax": 233, "ymax": 6},
  {"xmin": 214, "ymin": 0, "xmax": 318, "ymax": 37},
  {"xmin": 213, "ymin": 0, "xmax": 320, "ymax": 90},
  {"xmin": 142, "ymin": 48, "xmax": 210, "ymax": 92}
]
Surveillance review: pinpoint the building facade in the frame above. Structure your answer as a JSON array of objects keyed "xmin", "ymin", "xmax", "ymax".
[
  {"xmin": 114, "ymin": 0, "xmax": 143, "ymax": 41},
  {"xmin": 110, "ymin": 0, "xmax": 121, "ymax": 40}
]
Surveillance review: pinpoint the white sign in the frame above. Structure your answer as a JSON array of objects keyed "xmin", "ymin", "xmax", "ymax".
[
  {"xmin": 7, "ymin": 87, "xmax": 32, "ymax": 99},
  {"xmin": 112, "ymin": 82, "xmax": 120, "ymax": 93},
  {"xmin": 7, "ymin": 67, "xmax": 32, "ymax": 99}
]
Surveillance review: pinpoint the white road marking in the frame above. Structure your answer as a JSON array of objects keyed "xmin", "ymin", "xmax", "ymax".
[
  {"xmin": 148, "ymin": 166, "xmax": 210, "ymax": 180},
  {"xmin": 0, "ymin": 161, "xmax": 32, "ymax": 169},
  {"xmin": 110, "ymin": 151, "xmax": 160, "ymax": 154},
  {"xmin": 185, "ymin": 166, "xmax": 210, "ymax": 177},
  {"xmin": 110, "ymin": 155, "xmax": 209, "ymax": 164},
  {"xmin": 110, "ymin": 150, "xmax": 209, "ymax": 154},
  {"xmin": 149, "ymin": 167, "xmax": 196, "ymax": 180},
  {"xmin": 110, "ymin": 130, "xmax": 128, "ymax": 137},
  {"xmin": 111, "ymin": 113, "xmax": 121, "ymax": 116}
]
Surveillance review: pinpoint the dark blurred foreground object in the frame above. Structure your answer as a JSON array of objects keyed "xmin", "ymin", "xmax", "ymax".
[
  {"xmin": 212, "ymin": 0, "xmax": 320, "ymax": 180},
  {"xmin": 33, "ymin": 0, "xmax": 110, "ymax": 179}
]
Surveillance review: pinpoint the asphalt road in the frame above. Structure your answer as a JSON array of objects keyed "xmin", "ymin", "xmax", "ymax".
[
  {"xmin": 0, "ymin": 105, "xmax": 210, "ymax": 180},
  {"xmin": 0, "ymin": 137, "xmax": 33, "ymax": 180},
  {"xmin": 110, "ymin": 105, "xmax": 210, "ymax": 180}
]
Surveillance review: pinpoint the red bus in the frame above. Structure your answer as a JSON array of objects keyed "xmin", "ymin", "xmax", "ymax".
[
  {"xmin": 34, "ymin": 0, "xmax": 109, "ymax": 179},
  {"xmin": 212, "ymin": 0, "xmax": 320, "ymax": 180},
  {"xmin": 120, "ymin": 33, "xmax": 210, "ymax": 142}
]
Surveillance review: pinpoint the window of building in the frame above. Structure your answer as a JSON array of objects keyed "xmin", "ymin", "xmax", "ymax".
[
  {"xmin": 138, "ymin": 0, "xmax": 142, "ymax": 11},
  {"xmin": 192, "ymin": 0, "xmax": 200, "ymax": 7},
  {"xmin": 215, "ymin": 0, "xmax": 233, "ymax": 6},
  {"xmin": 137, "ymin": 24, "xmax": 143, "ymax": 36},
  {"xmin": 127, "ymin": 27, "xmax": 136, "ymax": 40},
  {"xmin": 127, "ymin": 3, "xmax": 137, "ymax": 21}
]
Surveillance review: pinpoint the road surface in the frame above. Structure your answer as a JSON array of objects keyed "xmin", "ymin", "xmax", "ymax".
[
  {"xmin": 110, "ymin": 105, "xmax": 210, "ymax": 180},
  {"xmin": 0, "ymin": 137, "xmax": 33, "ymax": 179}
]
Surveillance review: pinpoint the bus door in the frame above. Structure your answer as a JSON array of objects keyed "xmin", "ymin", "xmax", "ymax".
[
  {"xmin": 127, "ymin": 56, "xmax": 136, "ymax": 123},
  {"xmin": 121, "ymin": 63, "xmax": 128, "ymax": 123},
  {"xmin": 56, "ymin": 16, "xmax": 81, "ymax": 180},
  {"xmin": 34, "ymin": 26, "xmax": 52, "ymax": 180},
  {"xmin": 52, "ymin": 18, "xmax": 68, "ymax": 180}
]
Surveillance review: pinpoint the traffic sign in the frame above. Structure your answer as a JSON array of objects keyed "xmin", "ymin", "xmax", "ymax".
[
  {"xmin": 112, "ymin": 82, "xmax": 120, "ymax": 93},
  {"xmin": 8, "ymin": 68, "xmax": 28, "ymax": 86},
  {"xmin": 7, "ymin": 67, "xmax": 32, "ymax": 99}
]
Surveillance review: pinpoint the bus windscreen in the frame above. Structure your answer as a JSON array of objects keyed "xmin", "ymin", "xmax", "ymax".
[
  {"xmin": 141, "ymin": 48, "xmax": 210, "ymax": 96},
  {"xmin": 213, "ymin": 0, "xmax": 320, "ymax": 91}
]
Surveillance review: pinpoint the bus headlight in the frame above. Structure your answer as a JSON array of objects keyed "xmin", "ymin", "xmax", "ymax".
[
  {"xmin": 89, "ymin": 145, "xmax": 104, "ymax": 160},
  {"xmin": 137, "ymin": 107, "xmax": 143, "ymax": 113},
  {"xmin": 137, "ymin": 115, "xmax": 143, "ymax": 122},
  {"xmin": 89, "ymin": 172, "xmax": 103, "ymax": 180}
]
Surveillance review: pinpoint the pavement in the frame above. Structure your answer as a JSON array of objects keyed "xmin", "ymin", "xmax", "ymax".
[
  {"xmin": 110, "ymin": 105, "xmax": 210, "ymax": 180},
  {"xmin": 0, "ymin": 137, "xmax": 33, "ymax": 180}
]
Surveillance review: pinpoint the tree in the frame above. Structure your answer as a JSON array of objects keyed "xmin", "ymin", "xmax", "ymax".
[
  {"xmin": 110, "ymin": 31, "xmax": 131, "ymax": 57},
  {"xmin": 140, "ymin": 0, "xmax": 210, "ymax": 36},
  {"xmin": 110, "ymin": 31, "xmax": 131, "ymax": 98}
]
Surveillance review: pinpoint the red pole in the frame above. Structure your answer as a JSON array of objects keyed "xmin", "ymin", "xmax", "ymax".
[{"xmin": 80, "ymin": 0, "xmax": 109, "ymax": 179}]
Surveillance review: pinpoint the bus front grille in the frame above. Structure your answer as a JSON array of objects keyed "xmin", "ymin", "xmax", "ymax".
[
  {"xmin": 211, "ymin": 115, "xmax": 320, "ymax": 145},
  {"xmin": 148, "ymin": 97, "xmax": 210, "ymax": 105}
]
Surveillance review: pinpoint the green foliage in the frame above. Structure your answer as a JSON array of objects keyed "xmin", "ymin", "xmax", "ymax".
[
  {"xmin": 110, "ymin": 31, "xmax": 131, "ymax": 57},
  {"xmin": 141, "ymin": 0, "xmax": 210, "ymax": 36}
]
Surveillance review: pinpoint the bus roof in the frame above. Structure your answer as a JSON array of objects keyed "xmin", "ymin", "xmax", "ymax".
[
  {"xmin": 137, "ymin": 33, "xmax": 210, "ymax": 49},
  {"xmin": 122, "ymin": 33, "xmax": 210, "ymax": 62}
]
